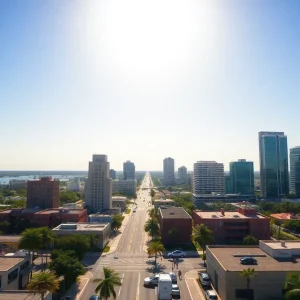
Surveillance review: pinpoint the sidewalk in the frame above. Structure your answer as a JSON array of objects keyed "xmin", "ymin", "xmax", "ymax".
[
  {"xmin": 185, "ymin": 269, "xmax": 206, "ymax": 300},
  {"xmin": 106, "ymin": 207, "xmax": 132, "ymax": 255},
  {"xmin": 64, "ymin": 271, "xmax": 93, "ymax": 300}
]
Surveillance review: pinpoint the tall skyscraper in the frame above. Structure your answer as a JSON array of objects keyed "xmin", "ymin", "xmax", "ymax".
[
  {"xmin": 109, "ymin": 169, "xmax": 116, "ymax": 180},
  {"xmin": 27, "ymin": 177, "xmax": 59, "ymax": 209},
  {"xmin": 178, "ymin": 166, "xmax": 187, "ymax": 183},
  {"xmin": 193, "ymin": 161, "xmax": 225, "ymax": 195},
  {"xmin": 259, "ymin": 131, "xmax": 289, "ymax": 198},
  {"xmin": 123, "ymin": 161, "xmax": 135, "ymax": 180},
  {"xmin": 163, "ymin": 157, "xmax": 175, "ymax": 186},
  {"xmin": 230, "ymin": 159, "xmax": 254, "ymax": 195},
  {"xmin": 290, "ymin": 146, "xmax": 300, "ymax": 197},
  {"xmin": 85, "ymin": 155, "xmax": 112, "ymax": 211}
]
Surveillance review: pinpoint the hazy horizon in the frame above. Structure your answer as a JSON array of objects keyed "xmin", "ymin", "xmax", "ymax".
[{"xmin": 1, "ymin": 1, "xmax": 300, "ymax": 171}]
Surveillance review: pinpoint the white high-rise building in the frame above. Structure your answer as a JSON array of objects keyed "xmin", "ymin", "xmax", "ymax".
[
  {"xmin": 85, "ymin": 155, "xmax": 112, "ymax": 211},
  {"xmin": 123, "ymin": 161, "xmax": 135, "ymax": 180},
  {"xmin": 193, "ymin": 161, "xmax": 225, "ymax": 195},
  {"xmin": 163, "ymin": 157, "xmax": 175, "ymax": 186}
]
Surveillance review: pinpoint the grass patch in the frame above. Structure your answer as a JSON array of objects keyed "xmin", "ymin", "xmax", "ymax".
[
  {"xmin": 103, "ymin": 245, "xmax": 110, "ymax": 253},
  {"xmin": 275, "ymin": 231, "xmax": 300, "ymax": 240},
  {"xmin": 125, "ymin": 208, "xmax": 131, "ymax": 214}
]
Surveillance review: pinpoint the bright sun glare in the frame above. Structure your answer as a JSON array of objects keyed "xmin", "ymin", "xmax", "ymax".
[{"xmin": 83, "ymin": 0, "xmax": 218, "ymax": 83}]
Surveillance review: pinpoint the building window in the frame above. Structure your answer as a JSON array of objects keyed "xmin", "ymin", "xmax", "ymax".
[
  {"xmin": 20, "ymin": 261, "xmax": 29, "ymax": 271},
  {"xmin": 7, "ymin": 269, "xmax": 18, "ymax": 284},
  {"xmin": 235, "ymin": 289, "xmax": 254, "ymax": 299}
]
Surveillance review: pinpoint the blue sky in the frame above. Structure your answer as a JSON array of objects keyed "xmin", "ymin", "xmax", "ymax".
[{"xmin": 1, "ymin": 0, "xmax": 300, "ymax": 171}]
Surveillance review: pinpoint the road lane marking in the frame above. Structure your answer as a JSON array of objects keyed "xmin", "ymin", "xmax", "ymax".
[
  {"xmin": 136, "ymin": 273, "xmax": 140, "ymax": 300},
  {"xmin": 117, "ymin": 273, "xmax": 124, "ymax": 298}
]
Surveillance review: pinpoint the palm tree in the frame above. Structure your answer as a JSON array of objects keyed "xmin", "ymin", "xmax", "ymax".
[
  {"xmin": 38, "ymin": 227, "xmax": 55, "ymax": 268},
  {"xmin": 285, "ymin": 272, "xmax": 300, "ymax": 291},
  {"xmin": 27, "ymin": 271, "xmax": 59, "ymax": 300},
  {"xmin": 93, "ymin": 267, "xmax": 122, "ymax": 300},
  {"xmin": 147, "ymin": 240, "xmax": 165, "ymax": 268},
  {"xmin": 191, "ymin": 224, "xmax": 213, "ymax": 255},
  {"xmin": 148, "ymin": 207, "xmax": 159, "ymax": 220},
  {"xmin": 202, "ymin": 253, "xmax": 206, "ymax": 266},
  {"xmin": 144, "ymin": 218, "xmax": 160, "ymax": 240},
  {"xmin": 18, "ymin": 228, "xmax": 43, "ymax": 265},
  {"xmin": 285, "ymin": 289, "xmax": 300, "ymax": 300},
  {"xmin": 240, "ymin": 268, "xmax": 257, "ymax": 300}
]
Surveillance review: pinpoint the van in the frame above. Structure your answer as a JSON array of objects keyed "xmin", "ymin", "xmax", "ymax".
[
  {"xmin": 205, "ymin": 290, "xmax": 218, "ymax": 300},
  {"xmin": 157, "ymin": 273, "xmax": 172, "ymax": 299}
]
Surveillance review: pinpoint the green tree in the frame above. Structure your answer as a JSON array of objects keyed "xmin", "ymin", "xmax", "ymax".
[
  {"xmin": 191, "ymin": 224, "xmax": 213, "ymax": 255},
  {"xmin": 240, "ymin": 268, "xmax": 257, "ymax": 300},
  {"xmin": 59, "ymin": 190, "xmax": 79, "ymax": 205},
  {"xmin": 148, "ymin": 208, "xmax": 159, "ymax": 220},
  {"xmin": 144, "ymin": 218, "xmax": 160, "ymax": 240},
  {"xmin": 0, "ymin": 221, "xmax": 11, "ymax": 234},
  {"xmin": 111, "ymin": 214, "xmax": 124, "ymax": 232},
  {"xmin": 18, "ymin": 228, "xmax": 43, "ymax": 264},
  {"xmin": 147, "ymin": 240, "xmax": 165, "ymax": 268},
  {"xmin": 150, "ymin": 189, "xmax": 155, "ymax": 198},
  {"xmin": 27, "ymin": 271, "xmax": 59, "ymax": 300},
  {"xmin": 285, "ymin": 272, "xmax": 300, "ymax": 292},
  {"xmin": 54, "ymin": 234, "xmax": 90, "ymax": 260},
  {"xmin": 243, "ymin": 235, "xmax": 259, "ymax": 245},
  {"xmin": 50, "ymin": 249, "xmax": 77, "ymax": 260},
  {"xmin": 202, "ymin": 253, "xmax": 206, "ymax": 265},
  {"xmin": 93, "ymin": 267, "xmax": 122, "ymax": 300},
  {"xmin": 37, "ymin": 227, "xmax": 55, "ymax": 267},
  {"xmin": 49, "ymin": 254, "xmax": 85, "ymax": 287},
  {"xmin": 285, "ymin": 289, "xmax": 300, "ymax": 300}
]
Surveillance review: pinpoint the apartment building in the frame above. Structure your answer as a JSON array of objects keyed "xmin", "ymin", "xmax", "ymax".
[
  {"xmin": 112, "ymin": 179, "xmax": 137, "ymax": 195},
  {"xmin": 163, "ymin": 157, "xmax": 175, "ymax": 186},
  {"xmin": 85, "ymin": 155, "xmax": 112, "ymax": 212},
  {"xmin": 27, "ymin": 177, "xmax": 59, "ymax": 209},
  {"xmin": 123, "ymin": 161, "xmax": 135, "ymax": 180}
]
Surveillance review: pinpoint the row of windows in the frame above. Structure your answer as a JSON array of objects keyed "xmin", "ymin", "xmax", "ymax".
[{"xmin": 8, "ymin": 269, "xmax": 18, "ymax": 284}]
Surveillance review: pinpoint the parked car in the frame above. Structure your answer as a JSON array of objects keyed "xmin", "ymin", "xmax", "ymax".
[
  {"xmin": 167, "ymin": 250, "xmax": 187, "ymax": 258},
  {"xmin": 205, "ymin": 290, "xmax": 218, "ymax": 300},
  {"xmin": 199, "ymin": 272, "xmax": 211, "ymax": 286},
  {"xmin": 240, "ymin": 256, "xmax": 257, "ymax": 265},
  {"xmin": 172, "ymin": 284, "xmax": 180, "ymax": 296},
  {"xmin": 144, "ymin": 274, "xmax": 159, "ymax": 286},
  {"xmin": 89, "ymin": 296, "xmax": 99, "ymax": 300}
]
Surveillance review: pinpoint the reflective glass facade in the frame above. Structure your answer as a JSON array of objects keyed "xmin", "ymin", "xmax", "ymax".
[
  {"xmin": 290, "ymin": 147, "xmax": 300, "ymax": 196},
  {"xmin": 259, "ymin": 132, "xmax": 289, "ymax": 198},
  {"xmin": 230, "ymin": 159, "xmax": 254, "ymax": 195}
]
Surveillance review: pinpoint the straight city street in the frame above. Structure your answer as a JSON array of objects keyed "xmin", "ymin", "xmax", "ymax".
[{"xmin": 79, "ymin": 173, "xmax": 203, "ymax": 300}]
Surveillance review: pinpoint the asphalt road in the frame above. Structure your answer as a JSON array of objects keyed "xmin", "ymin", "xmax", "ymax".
[{"xmin": 80, "ymin": 173, "xmax": 202, "ymax": 300}]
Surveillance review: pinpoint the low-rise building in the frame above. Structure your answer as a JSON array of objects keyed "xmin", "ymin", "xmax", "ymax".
[
  {"xmin": 206, "ymin": 240, "xmax": 300, "ymax": 300},
  {"xmin": 154, "ymin": 199, "xmax": 175, "ymax": 209},
  {"xmin": 192, "ymin": 207, "xmax": 270, "ymax": 244},
  {"xmin": 270, "ymin": 212, "xmax": 300, "ymax": 222},
  {"xmin": 9, "ymin": 180, "xmax": 27, "ymax": 190},
  {"xmin": 112, "ymin": 179, "xmax": 137, "ymax": 196},
  {"xmin": 62, "ymin": 200, "xmax": 84, "ymax": 210},
  {"xmin": 112, "ymin": 196, "xmax": 127, "ymax": 211},
  {"xmin": 0, "ymin": 253, "xmax": 31, "ymax": 290},
  {"xmin": 52, "ymin": 223, "xmax": 111, "ymax": 249},
  {"xmin": 89, "ymin": 214, "xmax": 113, "ymax": 223},
  {"xmin": 159, "ymin": 207, "xmax": 192, "ymax": 245}
]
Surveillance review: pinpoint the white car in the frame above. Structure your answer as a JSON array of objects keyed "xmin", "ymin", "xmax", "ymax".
[
  {"xmin": 144, "ymin": 275, "xmax": 159, "ymax": 286},
  {"xmin": 167, "ymin": 250, "xmax": 187, "ymax": 258},
  {"xmin": 205, "ymin": 290, "xmax": 218, "ymax": 300},
  {"xmin": 172, "ymin": 284, "xmax": 180, "ymax": 296},
  {"xmin": 169, "ymin": 272, "xmax": 177, "ymax": 283}
]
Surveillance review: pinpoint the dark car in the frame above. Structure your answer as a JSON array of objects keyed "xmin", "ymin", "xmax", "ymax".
[
  {"xmin": 89, "ymin": 296, "xmax": 99, "ymax": 300},
  {"xmin": 240, "ymin": 256, "xmax": 257, "ymax": 265}
]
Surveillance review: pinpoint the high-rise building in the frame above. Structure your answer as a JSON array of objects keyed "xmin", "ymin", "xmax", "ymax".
[
  {"xmin": 27, "ymin": 177, "xmax": 59, "ymax": 209},
  {"xmin": 123, "ymin": 161, "xmax": 135, "ymax": 180},
  {"xmin": 290, "ymin": 146, "xmax": 300, "ymax": 197},
  {"xmin": 85, "ymin": 155, "xmax": 112, "ymax": 211},
  {"xmin": 225, "ymin": 174, "xmax": 231, "ymax": 194},
  {"xmin": 178, "ymin": 166, "xmax": 187, "ymax": 183},
  {"xmin": 109, "ymin": 169, "xmax": 116, "ymax": 180},
  {"xmin": 259, "ymin": 132, "xmax": 289, "ymax": 198},
  {"xmin": 230, "ymin": 159, "xmax": 254, "ymax": 195},
  {"xmin": 163, "ymin": 157, "xmax": 175, "ymax": 186},
  {"xmin": 193, "ymin": 161, "xmax": 225, "ymax": 195}
]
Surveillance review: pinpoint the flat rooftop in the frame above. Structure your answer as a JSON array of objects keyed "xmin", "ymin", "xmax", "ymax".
[
  {"xmin": 270, "ymin": 213, "xmax": 300, "ymax": 220},
  {"xmin": 208, "ymin": 246, "xmax": 300, "ymax": 272},
  {"xmin": 160, "ymin": 207, "xmax": 191, "ymax": 219},
  {"xmin": 262, "ymin": 240, "xmax": 300, "ymax": 250},
  {"xmin": 53, "ymin": 222, "xmax": 109, "ymax": 231},
  {"xmin": 36, "ymin": 209, "xmax": 84, "ymax": 215},
  {"xmin": 0, "ymin": 257, "xmax": 24, "ymax": 271},
  {"xmin": 194, "ymin": 211, "xmax": 266, "ymax": 219}
]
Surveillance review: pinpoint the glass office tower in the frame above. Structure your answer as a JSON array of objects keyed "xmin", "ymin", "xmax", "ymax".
[
  {"xmin": 290, "ymin": 146, "xmax": 300, "ymax": 197},
  {"xmin": 259, "ymin": 132, "xmax": 289, "ymax": 199},
  {"xmin": 230, "ymin": 159, "xmax": 254, "ymax": 195}
]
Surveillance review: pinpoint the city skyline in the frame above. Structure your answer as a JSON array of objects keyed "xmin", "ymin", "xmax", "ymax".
[{"xmin": 1, "ymin": 1, "xmax": 300, "ymax": 170}]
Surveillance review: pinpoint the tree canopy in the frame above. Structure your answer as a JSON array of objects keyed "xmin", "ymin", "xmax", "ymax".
[{"xmin": 191, "ymin": 224, "xmax": 213, "ymax": 255}]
